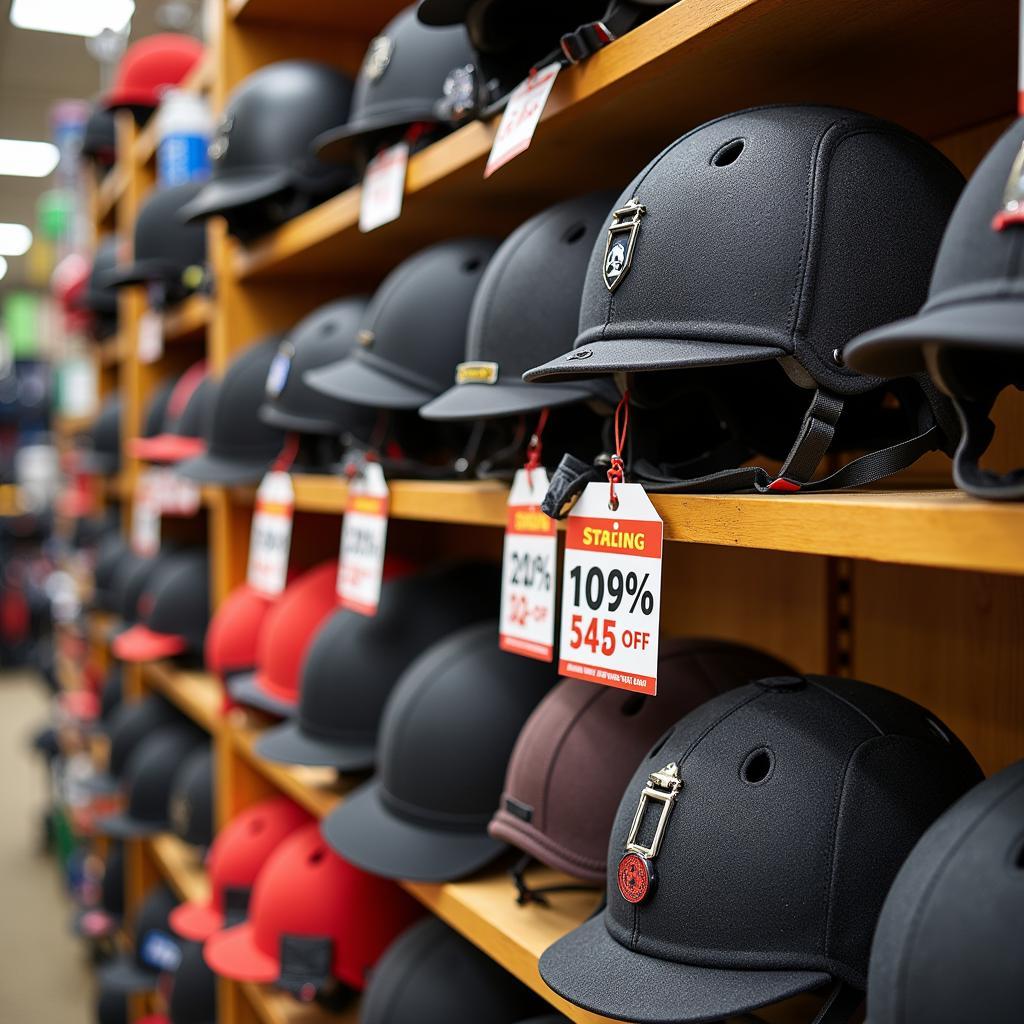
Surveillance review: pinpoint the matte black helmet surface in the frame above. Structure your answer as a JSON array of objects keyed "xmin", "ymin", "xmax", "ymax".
[
  {"xmin": 868, "ymin": 760, "xmax": 1024, "ymax": 1024},
  {"xmin": 539, "ymin": 675, "xmax": 983, "ymax": 1024},
  {"xmin": 98, "ymin": 883, "xmax": 181, "ymax": 993},
  {"xmin": 169, "ymin": 746, "xmax": 215, "ymax": 848},
  {"xmin": 82, "ymin": 104, "xmax": 116, "ymax": 168},
  {"xmin": 84, "ymin": 237, "xmax": 121, "ymax": 337},
  {"xmin": 845, "ymin": 118, "xmax": 1024, "ymax": 500},
  {"xmin": 168, "ymin": 940, "xmax": 218, "ymax": 1024},
  {"xmin": 178, "ymin": 337, "xmax": 285, "ymax": 484},
  {"xmin": 101, "ymin": 695, "xmax": 185, "ymax": 787},
  {"xmin": 98, "ymin": 666, "xmax": 124, "ymax": 728},
  {"xmin": 360, "ymin": 916, "xmax": 548, "ymax": 1024},
  {"xmin": 259, "ymin": 297, "xmax": 376, "ymax": 438},
  {"xmin": 525, "ymin": 105, "xmax": 964, "ymax": 497},
  {"xmin": 137, "ymin": 379, "xmax": 178, "ymax": 447},
  {"xmin": 91, "ymin": 533, "xmax": 130, "ymax": 612},
  {"xmin": 180, "ymin": 61, "xmax": 355, "ymax": 242},
  {"xmin": 314, "ymin": 5, "xmax": 474, "ymax": 164},
  {"xmin": 97, "ymin": 725, "xmax": 206, "ymax": 839},
  {"xmin": 78, "ymin": 395, "xmax": 122, "ymax": 476},
  {"xmin": 421, "ymin": 193, "xmax": 618, "ymax": 420},
  {"xmin": 104, "ymin": 182, "xmax": 207, "ymax": 307},
  {"xmin": 322, "ymin": 620, "xmax": 557, "ymax": 882},
  {"xmin": 96, "ymin": 987, "xmax": 128, "ymax": 1024},
  {"xmin": 306, "ymin": 238, "xmax": 497, "ymax": 410},
  {"xmin": 256, "ymin": 562, "xmax": 500, "ymax": 771}
]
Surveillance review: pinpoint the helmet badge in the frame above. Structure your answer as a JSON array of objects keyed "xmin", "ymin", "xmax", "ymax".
[
  {"xmin": 603, "ymin": 198, "xmax": 646, "ymax": 292},
  {"xmin": 616, "ymin": 761, "xmax": 681, "ymax": 904},
  {"xmin": 364, "ymin": 35, "xmax": 394, "ymax": 81}
]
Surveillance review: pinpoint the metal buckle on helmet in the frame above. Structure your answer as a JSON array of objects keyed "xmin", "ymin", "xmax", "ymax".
[
  {"xmin": 625, "ymin": 761, "xmax": 682, "ymax": 859},
  {"xmin": 560, "ymin": 21, "xmax": 616, "ymax": 65},
  {"xmin": 991, "ymin": 139, "xmax": 1024, "ymax": 230},
  {"xmin": 437, "ymin": 63, "xmax": 485, "ymax": 125}
]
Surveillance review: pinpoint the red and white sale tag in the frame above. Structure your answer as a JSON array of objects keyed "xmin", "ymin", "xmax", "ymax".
[
  {"xmin": 131, "ymin": 474, "xmax": 161, "ymax": 557},
  {"xmin": 359, "ymin": 142, "xmax": 409, "ymax": 233},
  {"xmin": 484, "ymin": 63, "xmax": 560, "ymax": 178},
  {"xmin": 138, "ymin": 310, "xmax": 164, "ymax": 364},
  {"xmin": 499, "ymin": 468, "xmax": 557, "ymax": 661},
  {"xmin": 155, "ymin": 469, "xmax": 200, "ymax": 517},
  {"xmin": 246, "ymin": 472, "xmax": 294, "ymax": 596},
  {"xmin": 558, "ymin": 482, "xmax": 663, "ymax": 694},
  {"xmin": 337, "ymin": 462, "xmax": 389, "ymax": 616}
]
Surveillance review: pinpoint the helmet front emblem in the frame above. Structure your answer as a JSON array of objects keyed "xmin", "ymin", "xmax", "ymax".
[
  {"xmin": 364, "ymin": 35, "xmax": 394, "ymax": 81},
  {"xmin": 603, "ymin": 198, "xmax": 646, "ymax": 292}
]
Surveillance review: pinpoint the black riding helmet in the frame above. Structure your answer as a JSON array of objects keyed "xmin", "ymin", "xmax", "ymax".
[
  {"xmin": 178, "ymin": 337, "xmax": 285, "ymax": 484},
  {"xmin": 845, "ymin": 118, "xmax": 1024, "ymax": 500},
  {"xmin": 81, "ymin": 103, "xmax": 116, "ymax": 169},
  {"xmin": 314, "ymin": 6, "xmax": 474, "ymax": 167},
  {"xmin": 256, "ymin": 562, "xmax": 500, "ymax": 772},
  {"xmin": 305, "ymin": 238, "xmax": 501, "ymax": 478},
  {"xmin": 180, "ymin": 61, "xmax": 355, "ymax": 242},
  {"xmin": 76, "ymin": 395, "xmax": 122, "ymax": 476},
  {"xmin": 868, "ymin": 760, "xmax": 1024, "ymax": 1024},
  {"xmin": 96, "ymin": 695, "xmax": 187, "ymax": 791},
  {"xmin": 321, "ymin": 620, "xmax": 557, "ymax": 882},
  {"xmin": 98, "ymin": 883, "xmax": 181, "ymax": 993},
  {"xmin": 83, "ymin": 237, "xmax": 121, "ymax": 339},
  {"xmin": 169, "ymin": 746, "xmax": 214, "ymax": 849},
  {"xmin": 104, "ymin": 182, "xmax": 208, "ymax": 308},
  {"xmin": 525, "ymin": 105, "xmax": 964, "ymax": 506},
  {"xmin": 167, "ymin": 941, "xmax": 217, "ymax": 1024},
  {"xmin": 91, "ymin": 533, "xmax": 131, "ymax": 612}
]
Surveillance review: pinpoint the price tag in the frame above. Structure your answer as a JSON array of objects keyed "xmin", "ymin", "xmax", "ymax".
[
  {"xmin": 131, "ymin": 473, "xmax": 161, "ymax": 556},
  {"xmin": 558, "ymin": 483, "xmax": 663, "ymax": 694},
  {"xmin": 246, "ymin": 472, "xmax": 294, "ymax": 596},
  {"xmin": 484, "ymin": 63, "xmax": 560, "ymax": 178},
  {"xmin": 337, "ymin": 462, "xmax": 389, "ymax": 616},
  {"xmin": 359, "ymin": 142, "xmax": 409, "ymax": 233},
  {"xmin": 138, "ymin": 310, "xmax": 164, "ymax": 364},
  {"xmin": 158, "ymin": 470, "xmax": 200, "ymax": 517},
  {"xmin": 499, "ymin": 468, "xmax": 556, "ymax": 661}
]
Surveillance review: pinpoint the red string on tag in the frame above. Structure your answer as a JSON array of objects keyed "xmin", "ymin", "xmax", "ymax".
[
  {"xmin": 272, "ymin": 432, "xmax": 299, "ymax": 473},
  {"xmin": 607, "ymin": 390, "xmax": 630, "ymax": 511},
  {"xmin": 524, "ymin": 407, "xmax": 549, "ymax": 488}
]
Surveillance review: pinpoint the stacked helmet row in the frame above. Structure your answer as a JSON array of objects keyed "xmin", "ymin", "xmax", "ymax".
[{"xmin": 62, "ymin": 506, "xmax": 1023, "ymax": 1023}]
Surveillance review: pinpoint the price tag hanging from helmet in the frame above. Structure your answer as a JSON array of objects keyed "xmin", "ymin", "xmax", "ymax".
[
  {"xmin": 246, "ymin": 471, "xmax": 295, "ymax": 597},
  {"xmin": 336, "ymin": 459, "xmax": 389, "ymax": 616}
]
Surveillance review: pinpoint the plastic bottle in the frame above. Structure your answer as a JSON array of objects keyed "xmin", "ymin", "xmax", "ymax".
[{"xmin": 156, "ymin": 89, "xmax": 212, "ymax": 187}]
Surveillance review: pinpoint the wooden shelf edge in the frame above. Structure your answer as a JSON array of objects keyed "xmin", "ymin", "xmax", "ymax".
[
  {"xmin": 148, "ymin": 833, "xmax": 211, "ymax": 904},
  {"xmin": 96, "ymin": 168, "xmax": 126, "ymax": 225},
  {"xmin": 239, "ymin": 982, "xmax": 357, "ymax": 1024},
  {"xmin": 142, "ymin": 662, "xmax": 224, "ymax": 733}
]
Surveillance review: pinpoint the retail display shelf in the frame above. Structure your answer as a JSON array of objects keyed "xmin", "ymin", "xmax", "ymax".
[
  {"xmin": 163, "ymin": 295, "xmax": 212, "ymax": 344},
  {"xmin": 142, "ymin": 663, "xmax": 224, "ymax": 733},
  {"xmin": 95, "ymin": 167, "xmax": 126, "ymax": 226},
  {"xmin": 228, "ymin": 0, "xmax": 406, "ymax": 32},
  {"xmin": 148, "ymin": 833, "xmax": 210, "ymax": 904},
  {"xmin": 240, "ymin": 983, "xmax": 358, "ymax": 1024}
]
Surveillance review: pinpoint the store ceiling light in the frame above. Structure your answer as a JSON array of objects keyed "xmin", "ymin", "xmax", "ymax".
[
  {"xmin": 0, "ymin": 139, "xmax": 59, "ymax": 178},
  {"xmin": 9, "ymin": 0, "xmax": 135, "ymax": 37},
  {"xmin": 0, "ymin": 257, "xmax": 7, "ymax": 281},
  {"xmin": 0, "ymin": 225, "xmax": 33, "ymax": 257}
]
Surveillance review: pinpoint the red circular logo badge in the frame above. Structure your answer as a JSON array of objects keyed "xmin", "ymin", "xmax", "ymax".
[{"xmin": 617, "ymin": 853, "xmax": 651, "ymax": 904}]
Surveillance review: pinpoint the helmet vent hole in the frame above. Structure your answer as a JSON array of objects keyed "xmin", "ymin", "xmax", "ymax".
[
  {"xmin": 712, "ymin": 139, "xmax": 745, "ymax": 167},
  {"xmin": 648, "ymin": 726, "xmax": 674, "ymax": 760},
  {"xmin": 741, "ymin": 747, "xmax": 774, "ymax": 785},
  {"xmin": 1014, "ymin": 838, "xmax": 1024, "ymax": 870},
  {"xmin": 249, "ymin": 819, "xmax": 264, "ymax": 835},
  {"xmin": 620, "ymin": 695, "xmax": 645, "ymax": 717},
  {"xmin": 564, "ymin": 223, "xmax": 587, "ymax": 244},
  {"xmin": 308, "ymin": 848, "xmax": 326, "ymax": 865},
  {"xmin": 463, "ymin": 257, "xmax": 482, "ymax": 273},
  {"xmin": 926, "ymin": 717, "xmax": 952, "ymax": 744}
]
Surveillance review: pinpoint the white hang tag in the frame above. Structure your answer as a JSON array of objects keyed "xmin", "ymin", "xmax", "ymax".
[
  {"xmin": 138, "ymin": 311, "xmax": 164, "ymax": 364},
  {"xmin": 558, "ymin": 482, "xmax": 663, "ymax": 694},
  {"xmin": 499, "ymin": 468, "xmax": 557, "ymax": 661},
  {"xmin": 359, "ymin": 142, "xmax": 409, "ymax": 233},
  {"xmin": 160, "ymin": 470, "xmax": 201, "ymax": 517},
  {"xmin": 337, "ymin": 462, "xmax": 389, "ymax": 616},
  {"xmin": 246, "ymin": 471, "xmax": 294, "ymax": 596},
  {"xmin": 484, "ymin": 63, "xmax": 560, "ymax": 178},
  {"xmin": 131, "ymin": 473, "xmax": 161, "ymax": 557}
]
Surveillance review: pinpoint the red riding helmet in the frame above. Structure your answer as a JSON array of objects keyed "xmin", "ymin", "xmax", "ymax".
[{"xmin": 104, "ymin": 34, "xmax": 205, "ymax": 119}]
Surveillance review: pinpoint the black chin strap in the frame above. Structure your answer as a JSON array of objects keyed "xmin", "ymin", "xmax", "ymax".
[
  {"xmin": 952, "ymin": 393, "xmax": 1024, "ymax": 499},
  {"xmin": 510, "ymin": 855, "xmax": 600, "ymax": 907}
]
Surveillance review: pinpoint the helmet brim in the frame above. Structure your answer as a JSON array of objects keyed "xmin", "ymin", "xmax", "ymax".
[
  {"xmin": 540, "ymin": 913, "xmax": 832, "ymax": 1024},
  {"xmin": 129, "ymin": 433, "xmax": 206, "ymax": 464},
  {"xmin": 255, "ymin": 720, "xmax": 376, "ymax": 773},
  {"xmin": 523, "ymin": 337, "xmax": 786, "ymax": 384},
  {"xmin": 179, "ymin": 170, "xmax": 292, "ymax": 223},
  {"xmin": 98, "ymin": 953, "xmax": 161, "ymax": 993},
  {"xmin": 102, "ymin": 258, "xmax": 182, "ymax": 290},
  {"xmin": 305, "ymin": 357, "xmax": 434, "ymax": 411},
  {"xmin": 258, "ymin": 402, "xmax": 348, "ymax": 437},
  {"xmin": 313, "ymin": 105, "xmax": 440, "ymax": 162},
  {"xmin": 169, "ymin": 899, "xmax": 223, "ymax": 943},
  {"xmin": 203, "ymin": 922, "xmax": 279, "ymax": 983},
  {"xmin": 112, "ymin": 625, "xmax": 188, "ymax": 663},
  {"xmin": 227, "ymin": 672, "xmax": 296, "ymax": 719},
  {"xmin": 843, "ymin": 297, "xmax": 1024, "ymax": 379},
  {"xmin": 420, "ymin": 378, "xmax": 599, "ymax": 421},
  {"xmin": 321, "ymin": 777, "xmax": 506, "ymax": 883},
  {"xmin": 175, "ymin": 450, "xmax": 277, "ymax": 486},
  {"xmin": 94, "ymin": 810, "xmax": 167, "ymax": 840},
  {"xmin": 415, "ymin": 0, "xmax": 472, "ymax": 26}
]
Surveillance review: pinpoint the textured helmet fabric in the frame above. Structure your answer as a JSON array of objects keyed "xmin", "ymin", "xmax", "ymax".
[
  {"xmin": 166, "ymin": 941, "xmax": 217, "ymax": 1024},
  {"xmin": 179, "ymin": 61, "xmax": 354, "ymax": 241},
  {"xmin": 96, "ymin": 725, "xmax": 206, "ymax": 839},
  {"xmin": 112, "ymin": 550, "xmax": 210, "ymax": 662},
  {"xmin": 177, "ymin": 337, "xmax": 285, "ymax": 484},
  {"xmin": 104, "ymin": 183, "xmax": 208, "ymax": 306},
  {"xmin": 84, "ymin": 237, "xmax": 121, "ymax": 338},
  {"xmin": 256, "ymin": 562, "xmax": 500, "ymax": 771},
  {"xmin": 322, "ymin": 621, "xmax": 557, "ymax": 881},
  {"xmin": 525, "ymin": 105, "xmax": 964, "ymax": 499},
  {"xmin": 78, "ymin": 395, "xmax": 122, "ymax": 476},
  {"xmin": 314, "ymin": 6, "xmax": 474, "ymax": 163},
  {"xmin": 203, "ymin": 583, "xmax": 274, "ymax": 683},
  {"xmin": 170, "ymin": 797, "xmax": 311, "ymax": 942},
  {"xmin": 203, "ymin": 822, "xmax": 423, "ymax": 995},
  {"xmin": 258, "ymin": 296, "xmax": 375, "ymax": 437},
  {"xmin": 490, "ymin": 638, "xmax": 794, "ymax": 882},
  {"xmin": 131, "ymin": 365, "xmax": 213, "ymax": 464},
  {"xmin": 169, "ymin": 746, "xmax": 215, "ymax": 848},
  {"xmin": 421, "ymin": 193, "xmax": 619, "ymax": 421},
  {"xmin": 104, "ymin": 34, "xmax": 205, "ymax": 117},
  {"xmin": 99, "ymin": 884, "xmax": 182, "ymax": 993},
  {"xmin": 538, "ymin": 675, "xmax": 983, "ymax": 1024},
  {"xmin": 867, "ymin": 760, "xmax": 1024, "ymax": 1024},
  {"xmin": 102, "ymin": 696, "xmax": 186, "ymax": 785},
  {"xmin": 845, "ymin": 117, "xmax": 1024, "ymax": 500},
  {"xmin": 228, "ymin": 561, "xmax": 339, "ymax": 718},
  {"xmin": 359, "ymin": 916, "xmax": 548, "ymax": 1024}
]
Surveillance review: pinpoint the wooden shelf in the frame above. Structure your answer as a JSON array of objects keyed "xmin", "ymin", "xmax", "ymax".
[
  {"xmin": 230, "ymin": 726, "xmax": 349, "ymax": 818},
  {"xmin": 233, "ymin": 0, "xmax": 1015, "ymax": 283},
  {"xmin": 227, "ymin": 0, "xmax": 405, "ymax": 33},
  {"xmin": 240, "ymin": 983, "xmax": 357, "ymax": 1024},
  {"xmin": 87, "ymin": 611, "xmax": 118, "ymax": 647},
  {"xmin": 53, "ymin": 413, "xmax": 95, "ymax": 439},
  {"xmin": 142, "ymin": 663, "xmax": 223, "ymax": 733},
  {"xmin": 95, "ymin": 167, "xmax": 126, "ymax": 227},
  {"xmin": 163, "ymin": 294, "xmax": 211, "ymax": 344},
  {"xmin": 97, "ymin": 335, "xmax": 124, "ymax": 367},
  {"xmin": 148, "ymin": 833, "xmax": 211, "ymax": 904}
]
